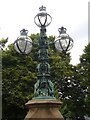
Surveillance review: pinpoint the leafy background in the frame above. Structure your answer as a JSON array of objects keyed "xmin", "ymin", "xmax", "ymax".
[{"xmin": 1, "ymin": 35, "xmax": 90, "ymax": 120}]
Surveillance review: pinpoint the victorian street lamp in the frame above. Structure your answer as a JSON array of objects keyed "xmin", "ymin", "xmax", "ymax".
[{"xmin": 14, "ymin": 5, "xmax": 74, "ymax": 120}]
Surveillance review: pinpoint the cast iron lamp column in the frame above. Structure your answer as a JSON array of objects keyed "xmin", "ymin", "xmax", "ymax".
[
  {"xmin": 33, "ymin": 6, "xmax": 55, "ymax": 99},
  {"xmin": 14, "ymin": 5, "xmax": 74, "ymax": 120}
]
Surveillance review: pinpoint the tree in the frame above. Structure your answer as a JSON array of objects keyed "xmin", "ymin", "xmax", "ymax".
[
  {"xmin": 78, "ymin": 43, "xmax": 90, "ymax": 117},
  {"xmin": 49, "ymin": 39, "xmax": 87, "ymax": 119},
  {"xmin": 2, "ymin": 37, "xmax": 38, "ymax": 119},
  {"xmin": 60, "ymin": 65, "xmax": 86, "ymax": 119},
  {"xmin": 50, "ymin": 53, "xmax": 86, "ymax": 119},
  {"xmin": 2, "ymin": 34, "xmax": 88, "ymax": 120}
]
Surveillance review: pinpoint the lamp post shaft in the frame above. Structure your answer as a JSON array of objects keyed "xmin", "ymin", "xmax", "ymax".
[
  {"xmin": 38, "ymin": 26, "xmax": 49, "ymax": 75},
  {"xmin": 33, "ymin": 25, "xmax": 55, "ymax": 99}
]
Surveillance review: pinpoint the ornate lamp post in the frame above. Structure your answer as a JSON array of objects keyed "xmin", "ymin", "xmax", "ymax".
[{"xmin": 14, "ymin": 5, "xmax": 73, "ymax": 120}]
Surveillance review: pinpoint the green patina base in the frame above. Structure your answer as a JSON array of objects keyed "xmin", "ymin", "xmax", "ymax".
[{"xmin": 32, "ymin": 95, "xmax": 56, "ymax": 100}]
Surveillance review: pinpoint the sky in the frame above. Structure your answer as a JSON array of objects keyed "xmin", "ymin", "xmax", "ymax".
[{"xmin": 0, "ymin": 0, "xmax": 89, "ymax": 65}]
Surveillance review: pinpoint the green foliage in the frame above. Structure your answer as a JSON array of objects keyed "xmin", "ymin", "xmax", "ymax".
[
  {"xmin": 2, "ymin": 35, "xmax": 90, "ymax": 120},
  {"xmin": 49, "ymin": 38, "xmax": 89, "ymax": 119},
  {"xmin": 78, "ymin": 43, "xmax": 90, "ymax": 116},
  {"xmin": 2, "ymin": 41, "xmax": 37, "ymax": 119},
  {"xmin": 50, "ymin": 52, "xmax": 86, "ymax": 118}
]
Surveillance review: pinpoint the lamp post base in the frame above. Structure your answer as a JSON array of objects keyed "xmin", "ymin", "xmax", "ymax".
[{"xmin": 24, "ymin": 99, "xmax": 64, "ymax": 120}]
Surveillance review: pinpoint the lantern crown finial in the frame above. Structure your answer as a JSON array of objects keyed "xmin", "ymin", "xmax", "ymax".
[
  {"xmin": 34, "ymin": 5, "xmax": 52, "ymax": 27},
  {"xmin": 39, "ymin": 5, "xmax": 46, "ymax": 11},
  {"xmin": 20, "ymin": 29, "xmax": 28, "ymax": 36},
  {"xmin": 58, "ymin": 27, "xmax": 67, "ymax": 34}
]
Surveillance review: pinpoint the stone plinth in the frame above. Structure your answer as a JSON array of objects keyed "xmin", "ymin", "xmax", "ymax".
[{"xmin": 24, "ymin": 99, "xmax": 64, "ymax": 120}]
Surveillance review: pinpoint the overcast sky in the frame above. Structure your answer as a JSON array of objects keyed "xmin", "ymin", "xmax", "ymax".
[{"xmin": 0, "ymin": 0, "xmax": 89, "ymax": 65}]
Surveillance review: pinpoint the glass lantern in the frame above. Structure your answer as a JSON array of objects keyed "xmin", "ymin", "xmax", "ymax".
[
  {"xmin": 14, "ymin": 29, "xmax": 32, "ymax": 54},
  {"xmin": 54, "ymin": 27, "xmax": 73, "ymax": 52},
  {"xmin": 34, "ymin": 5, "xmax": 52, "ymax": 27}
]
